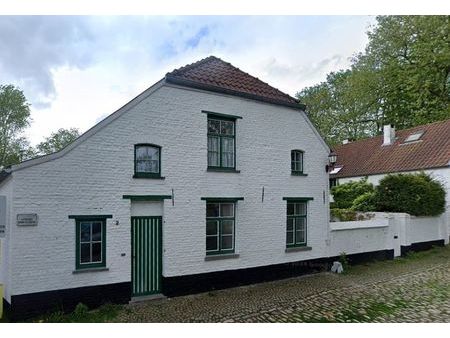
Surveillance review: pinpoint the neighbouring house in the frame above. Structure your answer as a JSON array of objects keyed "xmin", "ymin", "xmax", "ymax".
[
  {"xmin": 330, "ymin": 119, "xmax": 450, "ymax": 232},
  {"xmin": 0, "ymin": 56, "xmax": 335, "ymax": 319}
]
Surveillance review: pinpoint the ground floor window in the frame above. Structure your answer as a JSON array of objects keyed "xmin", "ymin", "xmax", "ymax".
[
  {"xmin": 206, "ymin": 201, "xmax": 235, "ymax": 255},
  {"xmin": 71, "ymin": 215, "xmax": 110, "ymax": 270},
  {"xmin": 286, "ymin": 201, "xmax": 307, "ymax": 247}
]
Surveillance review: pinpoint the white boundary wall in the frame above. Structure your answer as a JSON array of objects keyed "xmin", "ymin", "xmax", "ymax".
[{"xmin": 329, "ymin": 212, "xmax": 449, "ymax": 258}]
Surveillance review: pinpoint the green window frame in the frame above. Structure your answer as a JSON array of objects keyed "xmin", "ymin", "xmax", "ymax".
[
  {"xmin": 206, "ymin": 201, "xmax": 236, "ymax": 255},
  {"xmin": 291, "ymin": 150, "xmax": 304, "ymax": 174},
  {"xmin": 286, "ymin": 201, "xmax": 307, "ymax": 247},
  {"xmin": 207, "ymin": 116, "xmax": 236, "ymax": 170},
  {"xmin": 73, "ymin": 216, "xmax": 109, "ymax": 270},
  {"xmin": 134, "ymin": 144, "xmax": 162, "ymax": 178}
]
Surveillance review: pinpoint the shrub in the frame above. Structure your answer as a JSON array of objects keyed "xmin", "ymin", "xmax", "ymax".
[
  {"xmin": 351, "ymin": 191, "xmax": 377, "ymax": 212},
  {"xmin": 330, "ymin": 208, "xmax": 357, "ymax": 221},
  {"xmin": 331, "ymin": 178, "xmax": 374, "ymax": 209},
  {"xmin": 374, "ymin": 172, "xmax": 446, "ymax": 216}
]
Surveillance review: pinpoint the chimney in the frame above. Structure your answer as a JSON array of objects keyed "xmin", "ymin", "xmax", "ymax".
[{"xmin": 383, "ymin": 124, "xmax": 396, "ymax": 146}]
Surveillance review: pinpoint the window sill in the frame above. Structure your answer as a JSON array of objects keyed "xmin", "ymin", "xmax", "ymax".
[
  {"xmin": 285, "ymin": 246, "xmax": 312, "ymax": 253},
  {"xmin": 207, "ymin": 168, "xmax": 240, "ymax": 173},
  {"xmin": 204, "ymin": 253, "xmax": 240, "ymax": 261},
  {"xmin": 291, "ymin": 172, "xmax": 308, "ymax": 176},
  {"xmin": 72, "ymin": 267, "xmax": 109, "ymax": 274},
  {"xmin": 133, "ymin": 174, "xmax": 165, "ymax": 179}
]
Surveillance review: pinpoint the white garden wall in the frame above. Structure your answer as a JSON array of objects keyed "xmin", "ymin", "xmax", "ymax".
[{"xmin": 329, "ymin": 212, "xmax": 449, "ymax": 259}]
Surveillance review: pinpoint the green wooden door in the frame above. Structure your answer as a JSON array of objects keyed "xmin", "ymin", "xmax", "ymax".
[{"xmin": 131, "ymin": 216, "xmax": 162, "ymax": 296}]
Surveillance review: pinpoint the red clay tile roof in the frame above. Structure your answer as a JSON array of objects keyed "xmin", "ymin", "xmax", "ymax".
[
  {"xmin": 165, "ymin": 56, "xmax": 304, "ymax": 109},
  {"xmin": 331, "ymin": 119, "xmax": 450, "ymax": 179}
]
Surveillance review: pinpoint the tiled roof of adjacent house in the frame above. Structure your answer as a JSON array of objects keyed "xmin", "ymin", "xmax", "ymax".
[
  {"xmin": 331, "ymin": 119, "xmax": 450, "ymax": 179},
  {"xmin": 165, "ymin": 56, "xmax": 304, "ymax": 110}
]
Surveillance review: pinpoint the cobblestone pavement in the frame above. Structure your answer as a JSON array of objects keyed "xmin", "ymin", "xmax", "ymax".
[{"xmin": 113, "ymin": 247, "xmax": 450, "ymax": 323}]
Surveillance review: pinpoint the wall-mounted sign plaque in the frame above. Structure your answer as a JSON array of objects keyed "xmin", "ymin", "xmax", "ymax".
[{"xmin": 17, "ymin": 214, "xmax": 38, "ymax": 226}]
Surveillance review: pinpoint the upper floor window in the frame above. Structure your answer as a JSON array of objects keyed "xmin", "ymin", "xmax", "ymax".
[
  {"xmin": 134, "ymin": 144, "xmax": 161, "ymax": 178},
  {"xmin": 208, "ymin": 117, "xmax": 235, "ymax": 169},
  {"xmin": 291, "ymin": 150, "xmax": 304, "ymax": 175}
]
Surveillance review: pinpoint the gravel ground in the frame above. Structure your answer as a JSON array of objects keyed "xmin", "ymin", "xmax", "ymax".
[{"xmin": 112, "ymin": 246, "xmax": 450, "ymax": 323}]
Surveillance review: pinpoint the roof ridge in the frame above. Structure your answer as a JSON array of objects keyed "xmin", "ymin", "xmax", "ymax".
[
  {"xmin": 165, "ymin": 55, "xmax": 300, "ymax": 106},
  {"xmin": 167, "ymin": 55, "xmax": 219, "ymax": 76},
  {"xmin": 334, "ymin": 118, "xmax": 450, "ymax": 149}
]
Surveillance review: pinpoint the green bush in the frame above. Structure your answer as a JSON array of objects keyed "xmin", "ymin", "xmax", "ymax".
[
  {"xmin": 331, "ymin": 178, "xmax": 374, "ymax": 209},
  {"xmin": 351, "ymin": 191, "xmax": 377, "ymax": 212},
  {"xmin": 330, "ymin": 208, "xmax": 357, "ymax": 221},
  {"xmin": 374, "ymin": 172, "xmax": 446, "ymax": 216}
]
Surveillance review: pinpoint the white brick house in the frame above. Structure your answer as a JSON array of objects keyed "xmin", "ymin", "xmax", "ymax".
[{"xmin": 0, "ymin": 56, "xmax": 334, "ymax": 319}]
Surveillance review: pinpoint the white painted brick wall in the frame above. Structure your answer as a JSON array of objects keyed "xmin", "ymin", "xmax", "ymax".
[
  {"xmin": 0, "ymin": 177, "xmax": 13, "ymax": 302},
  {"xmin": 8, "ymin": 84, "xmax": 330, "ymax": 296}
]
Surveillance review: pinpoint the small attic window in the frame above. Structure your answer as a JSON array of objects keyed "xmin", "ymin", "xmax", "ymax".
[{"xmin": 404, "ymin": 131, "xmax": 424, "ymax": 143}]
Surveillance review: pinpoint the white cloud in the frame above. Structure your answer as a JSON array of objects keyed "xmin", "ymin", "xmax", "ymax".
[{"xmin": 0, "ymin": 16, "xmax": 376, "ymax": 145}]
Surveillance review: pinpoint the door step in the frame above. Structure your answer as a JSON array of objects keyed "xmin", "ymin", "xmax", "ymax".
[{"xmin": 130, "ymin": 294, "xmax": 166, "ymax": 304}]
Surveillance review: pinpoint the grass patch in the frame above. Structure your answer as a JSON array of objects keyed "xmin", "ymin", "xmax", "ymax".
[{"xmin": 32, "ymin": 303, "xmax": 123, "ymax": 323}]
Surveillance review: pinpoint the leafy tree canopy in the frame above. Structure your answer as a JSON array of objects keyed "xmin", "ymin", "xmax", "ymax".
[
  {"xmin": 36, "ymin": 128, "xmax": 80, "ymax": 155},
  {"xmin": 297, "ymin": 16, "xmax": 450, "ymax": 145},
  {"xmin": 0, "ymin": 84, "xmax": 32, "ymax": 168}
]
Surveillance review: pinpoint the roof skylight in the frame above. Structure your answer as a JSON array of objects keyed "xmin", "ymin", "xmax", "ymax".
[{"xmin": 404, "ymin": 130, "xmax": 424, "ymax": 143}]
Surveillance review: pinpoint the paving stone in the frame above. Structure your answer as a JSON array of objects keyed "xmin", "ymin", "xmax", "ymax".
[{"xmin": 112, "ymin": 247, "xmax": 450, "ymax": 323}]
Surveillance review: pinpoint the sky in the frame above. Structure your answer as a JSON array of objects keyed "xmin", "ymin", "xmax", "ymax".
[{"xmin": 0, "ymin": 16, "xmax": 376, "ymax": 145}]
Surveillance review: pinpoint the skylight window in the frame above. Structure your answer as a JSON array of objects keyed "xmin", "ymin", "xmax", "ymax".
[{"xmin": 404, "ymin": 131, "xmax": 424, "ymax": 143}]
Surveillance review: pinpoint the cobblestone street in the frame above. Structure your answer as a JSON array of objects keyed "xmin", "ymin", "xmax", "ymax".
[{"xmin": 111, "ymin": 246, "xmax": 450, "ymax": 322}]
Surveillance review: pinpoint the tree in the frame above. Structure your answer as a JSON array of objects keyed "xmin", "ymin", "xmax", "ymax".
[
  {"xmin": 0, "ymin": 84, "xmax": 33, "ymax": 168},
  {"xmin": 297, "ymin": 16, "xmax": 450, "ymax": 146},
  {"xmin": 36, "ymin": 128, "xmax": 80, "ymax": 155}
]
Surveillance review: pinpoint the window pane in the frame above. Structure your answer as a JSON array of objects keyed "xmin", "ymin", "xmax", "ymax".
[
  {"xmin": 207, "ymin": 136, "xmax": 220, "ymax": 167},
  {"xmin": 220, "ymin": 120, "xmax": 234, "ymax": 136},
  {"xmin": 222, "ymin": 220, "xmax": 234, "ymax": 235},
  {"xmin": 286, "ymin": 231, "xmax": 294, "ymax": 245},
  {"xmin": 298, "ymin": 153, "xmax": 303, "ymax": 172},
  {"xmin": 206, "ymin": 220, "xmax": 218, "ymax": 235},
  {"xmin": 206, "ymin": 236, "xmax": 218, "ymax": 251},
  {"xmin": 287, "ymin": 203, "xmax": 294, "ymax": 216},
  {"xmin": 220, "ymin": 203, "xmax": 234, "ymax": 217},
  {"xmin": 92, "ymin": 243, "xmax": 102, "ymax": 262},
  {"xmin": 92, "ymin": 222, "xmax": 102, "ymax": 241},
  {"xmin": 221, "ymin": 138, "xmax": 234, "ymax": 168},
  {"xmin": 206, "ymin": 203, "xmax": 220, "ymax": 217},
  {"xmin": 136, "ymin": 146, "xmax": 159, "ymax": 173},
  {"xmin": 287, "ymin": 218, "xmax": 294, "ymax": 231},
  {"xmin": 208, "ymin": 119, "xmax": 220, "ymax": 134},
  {"xmin": 296, "ymin": 217, "xmax": 306, "ymax": 230},
  {"xmin": 295, "ymin": 230, "xmax": 306, "ymax": 244},
  {"xmin": 221, "ymin": 235, "xmax": 233, "ymax": 250},
  {"xmin": 80, "ymin": 243, "xmax": 91, "ymax": 263},
  {"xmin": 80, "ymin": 223, "xmax": 91, "ymax": 242},
  {"xmin": 295, "ymin": 203, "xmax": 307, "ymax": 216}
]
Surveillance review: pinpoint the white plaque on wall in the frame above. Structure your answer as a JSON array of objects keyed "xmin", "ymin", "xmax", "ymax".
[{"xmin": 17, "ymin": 214, "xmax": 38, "ymax": 226}]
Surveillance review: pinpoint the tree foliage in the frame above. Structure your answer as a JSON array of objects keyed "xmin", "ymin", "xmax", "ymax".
[
  {"xmin": 297, "ymin": 16, "xmax": 450, "ymax": 145},
  {"xmin": 0, "ymin": 84, "xmax": 32, "ymax": 168},
  {"xmin": 374, "ymin": 172, "xmax": 446, "ymax": 216},
  {"xmin": 331, "ymin": 178, "xmax": 375, "ymax": 209},
  {"xmin": 36, "ymin": 128, "xmax": 80, "ymax": 155}
]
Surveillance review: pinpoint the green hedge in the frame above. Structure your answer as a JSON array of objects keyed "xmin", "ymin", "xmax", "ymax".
[
  {"xmin": 331, "ymin": 178, "xmax": 374, "ymax": 209},
  {"xmin": 374, "ymin": 172, "xmax": 446, "ymax": 216}
]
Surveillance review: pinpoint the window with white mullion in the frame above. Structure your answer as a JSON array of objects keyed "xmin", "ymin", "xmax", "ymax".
[
  {"xmin": 207, "ymin": 117, "xmax": 235, "ymax": 169},
  {"xmin": 206, "ymin": 202, "xmax": 235, "ymax": 255},
  {"xmin": 291, "ymin": 150, "xmax": 304, "ymax": 173},
  {"xmin": 286, "ymin": 202, "xmax": 307, "ymax": 247}
]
